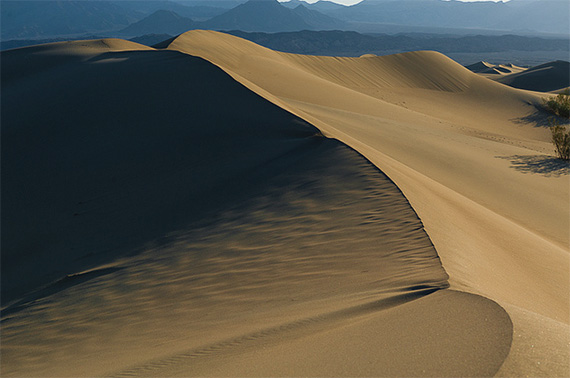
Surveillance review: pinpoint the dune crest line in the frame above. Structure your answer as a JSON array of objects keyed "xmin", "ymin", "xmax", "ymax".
[{"xmin": 163, "ymin": 30, "xmax": 569, "ymax": 376}]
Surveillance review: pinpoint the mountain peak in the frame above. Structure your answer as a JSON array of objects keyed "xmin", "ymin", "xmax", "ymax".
[
  {"xmin": 119, "ymin": 10, "xmax": 194, "ymax": 36},
  {"xmin": 204, "ymin": 0, "xmax": 311, "ymax": 32}
]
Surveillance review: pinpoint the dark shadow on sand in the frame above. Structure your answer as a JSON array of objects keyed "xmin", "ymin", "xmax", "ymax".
[
  {"xmin": 511, "ymin": 108, "xmax": 569, "ymax": 129},
  {"xmin": 496, "ymin": 154, "xmax": 569, "ymax": 177},
  {"xmin": 1, "ymin": 267, "xmax": 125, "ymax": 319}
]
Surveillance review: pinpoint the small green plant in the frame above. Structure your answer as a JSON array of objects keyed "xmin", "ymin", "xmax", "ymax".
[
  {"xmin": 549, "ymin": 118, "xmax": 570, "ymax": 160},
  {"xmin": 544, "ymin": 89, "xmax": 570, "ymax": 118}
]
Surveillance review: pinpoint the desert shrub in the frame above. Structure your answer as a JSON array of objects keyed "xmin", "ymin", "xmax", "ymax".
[
  {"xmin": 544, "ymin": 89, "xmax": 570, "ymax": 118},
  {"xmin": 549, "ymin": 118, "xmax": 570, "ymax": 160}
]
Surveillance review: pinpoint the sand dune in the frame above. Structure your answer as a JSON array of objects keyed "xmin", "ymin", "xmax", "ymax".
[
  {"xmin": 493, "ymin": 60, "xmax": 570, "ymax": 93},
  {"xmin": 466, "ymin": 61, "xmax": 526, "ymax": 75},
  {"xmin": 2, "ymin": 31, "xmax": 568, "ymax": 377},
  {"xmin": 167, "ymin": 30, "xmax": 567, "ymax": 245},
  {"xmin": 2, "ymin": 38, "xmax": 511, "ymax": 377},
  {"xmin": 166, "ymin": 30, "xmax": 569, "ymax": 375}
]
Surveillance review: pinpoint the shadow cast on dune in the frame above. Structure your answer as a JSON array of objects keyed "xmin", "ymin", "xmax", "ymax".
[
  {"xmin": 496, "ymin": 154, "xmax": 569, "ymax": 177},
  {"xmin": 1, "ymin": 267, "xmax": 125, "ymax": 319},
  {"xmin": 2, "ymin": 38, "xmax": 515, "ymax": 377},
  {"xmin": 510, "ymin": 109, "xmax": 565, "ymax": 128},
  {"xmin": 1, "ymin": 48, "xmax": 321, "ymax": 305}
]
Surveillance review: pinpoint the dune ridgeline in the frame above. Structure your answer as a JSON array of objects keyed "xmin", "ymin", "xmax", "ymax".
[{"xmin": 1, "ymin": 32, "xmax": 568, "ymax": 377}]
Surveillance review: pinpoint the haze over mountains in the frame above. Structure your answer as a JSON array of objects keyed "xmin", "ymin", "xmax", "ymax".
[
  {"xmin": 2, "ymin": 0, "xmax": 569, "ymax": 41},
  {"xmin": 118, "ymin": 10, "xmax": 196, "ymax": 36},
  {"xmin": 328, "ymin": 0, "xmax": 569, "ymax": 35},
  {"xmin": 2, "ymin": 0, "xmax": 568, "ymax": 67},
  {"xmin": 227, "ymin": 30, "xmax": 569, "ymax": 62},
  {"xmin": 202, "ymin": 0, "xmax": 344, "ymax": 32}
]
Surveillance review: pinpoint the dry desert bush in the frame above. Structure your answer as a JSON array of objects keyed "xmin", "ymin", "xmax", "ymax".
[
  {"xmin": 544, "ymin": 89, "xmax": 569, "ymax": 118},
  {"xmin": 549, "ymin": 118, "xmax": 570, "ymax": 161},
  {"xmin": 544, "ymin": 90, "xmax": 569, "ymax": 160}
]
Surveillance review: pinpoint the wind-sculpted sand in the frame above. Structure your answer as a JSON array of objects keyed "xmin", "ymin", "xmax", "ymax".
[
  {"xmin": 494, "ymin": 60, "xmax": 570, "ymax": 93},
  {"xmin": 167, "ymin": 30, "xmax": 570, "ymax": 375},
  {"xmin": 468, "ymin": 60, "xmax": 570, "ymax": 93},
  {"xmin": 466, "ymin": 61, "xmax": 527, "ymax": 76},
  {"xmin": 1, "ymin": 32, "xmax": 568, "ymax": 377}
]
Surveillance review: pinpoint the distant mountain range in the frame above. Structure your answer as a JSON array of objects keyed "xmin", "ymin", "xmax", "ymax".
[
  {"xmin": 118, "ymin": 10, "xmax": 195, "ymax": 36},
  {"xmin": 227, "ymin": 30, "xmax": 569, "ymax": 56},
  {"xmin": 115, "ymin": 1, "xmax": 343, "ymax": 36},
  {"xmin": 202, "ymin": 0, "xmax": 343, "ymax": 32},
  {"xmin": 1, "ymin": 1, "xmax": 139, "ymax": 39},
  {"xmin": 328, "ymin": 0, "xmax": 569, "ymax": 35},
  {"xmin": 280, "ymin": 0, "xmax": 346, "ymax": 12},
  {"xmin": 4, "ymin": 29, "xmax": 568, "ymax": 68},
  {"xmin": 2, "ymin": 0, "xmax": 569, "ymax": 40}
]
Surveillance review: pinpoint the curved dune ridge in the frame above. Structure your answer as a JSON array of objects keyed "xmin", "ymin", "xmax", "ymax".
[
  {"xmin": 0, "ymin": 33, "xmax": 568, "ymax": 377},
  {"xmin": 494, "ymin": 60, "xmax": 570, "ymax": 93},
  {"xmin": 466, "ymin": 61, "xmax": 527, "ymax": 75},
  {"xmin": 1, "ymin": 38, "xmax": 510, "ymax": 377},
  {"xmin": 166, "ymin": 30, "xmax": 569, "ymax": 375}
]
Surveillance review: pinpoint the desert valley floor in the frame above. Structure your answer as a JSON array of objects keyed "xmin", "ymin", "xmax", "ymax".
[{"xmin": 1, "ymin": 31, "xmax": 569, "ymax": 377}]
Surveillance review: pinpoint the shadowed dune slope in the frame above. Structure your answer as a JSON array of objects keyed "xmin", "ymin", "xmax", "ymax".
[
  {"xmin": 165, "ymin": 30, "xmax": 568, "ymax": 249},
  {"xmin": 494, "ymin": 60, "xmax": 570, "ymax": 92},
  {"xmin": 2, "ymin": 40, "xmax": 514, "ymax": 377},
  {"xmin": 466, "ymin": 61, "xmax": 526, "ymax": 75},
  {"xmin": 466, "ymin": 61, "xmax": 500, "ymax": 74},
  {"xmin": 2, "ymin": 42, "xmax": 323, "ymax": 304},
  {"xmin": 165, "ymin": 30, "xmax": 569, "ymax": 376},
  {"xmin": 1, "ymin": 39, "xmax": 153, "ymax": 83},
  {"xmin": 166, "ymin": 30, "xmax": 549, "ymax": 143}
]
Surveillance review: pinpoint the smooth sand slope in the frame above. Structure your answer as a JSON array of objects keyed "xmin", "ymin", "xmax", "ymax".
[
  {"xmin": 165, "ymin": 30, "xmax": 570, "ymax": 376},
  {"xmin": 2, "ymin": 39, "xmax": 514, "ymax": 377}
]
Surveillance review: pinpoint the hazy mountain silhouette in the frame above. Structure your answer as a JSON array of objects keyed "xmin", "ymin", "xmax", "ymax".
[
  {"xmin": 227, "ymin": 30, "xmax": 569, "ymax": 56},
  {"xmin": 202, "ymin": 0, "xmax": 343, "ymax": 32},
  {"xmin": 327, "ymin": 0, "xmax": 569, "ymax": 35},
  {"xmin": 281, "ymin": 0, "xmax": 347, "ymax": 12},
  {"xmin": 173, "ymin": 0, "xmax": 244, "ymax": 8},
  {"xmin": 1, "ymin": 1, "xmax": 139, "ymax": 39},
  {"xmin": 119, "ymin": 10, "xmax": 194, "ymax": 36},
  {"xmin": 2, "ymin": 0, "xmax": 568, "ymax": 40},
  {"xmin": 1, "ymin": 0, "xmax": 226, "ymax": 40},
  {"xmin": 203, "ymin": 0, "xmax": 311, "ymax": 32},
  {"xmin": 291, "ymin": 4, "xmax": 345, "ymax": 30},
  {"xmin": 114, "ymin": 1, "xmax": 226, "ymax": 21}
]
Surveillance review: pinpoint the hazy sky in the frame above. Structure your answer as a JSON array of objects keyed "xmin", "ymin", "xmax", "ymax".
[{"xmin": 279, "ymin": 0, "xmax": 509, "ymax": 5}]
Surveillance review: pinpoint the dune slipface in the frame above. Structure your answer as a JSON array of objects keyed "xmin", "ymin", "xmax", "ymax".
[
  {"xmin": 495, "ymin": 60, "xmax": 570, "ymax": 93},
  {"xmin": 466, "ymin": 61, "xmax": 527, "ymax": 76},
  {"xmin": 1, "ymin": 40, "xmax": 515, "ymax": 377}
]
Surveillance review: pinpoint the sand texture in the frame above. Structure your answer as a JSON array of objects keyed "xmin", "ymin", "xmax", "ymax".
[{"xmin": 2, "ymin": 32, "xmax": 569, "ymax": 377}]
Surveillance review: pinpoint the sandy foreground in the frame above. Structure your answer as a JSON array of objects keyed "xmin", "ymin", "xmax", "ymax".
[{"xmin": 1, "ymin": 32, "xmax": 569, "ymax": 377}]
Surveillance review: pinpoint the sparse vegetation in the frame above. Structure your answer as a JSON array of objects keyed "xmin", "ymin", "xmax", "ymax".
[
  {"xmin": 549, "ymin": 118, "xmax": 570, "ymax": 161},
  {"xmin": 543, "ymin": 91, "xmax": 570, "ymax": 160},
  {"xmin": 544, "ymin": 89, "xmax": 570, "ymax": 118}
]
